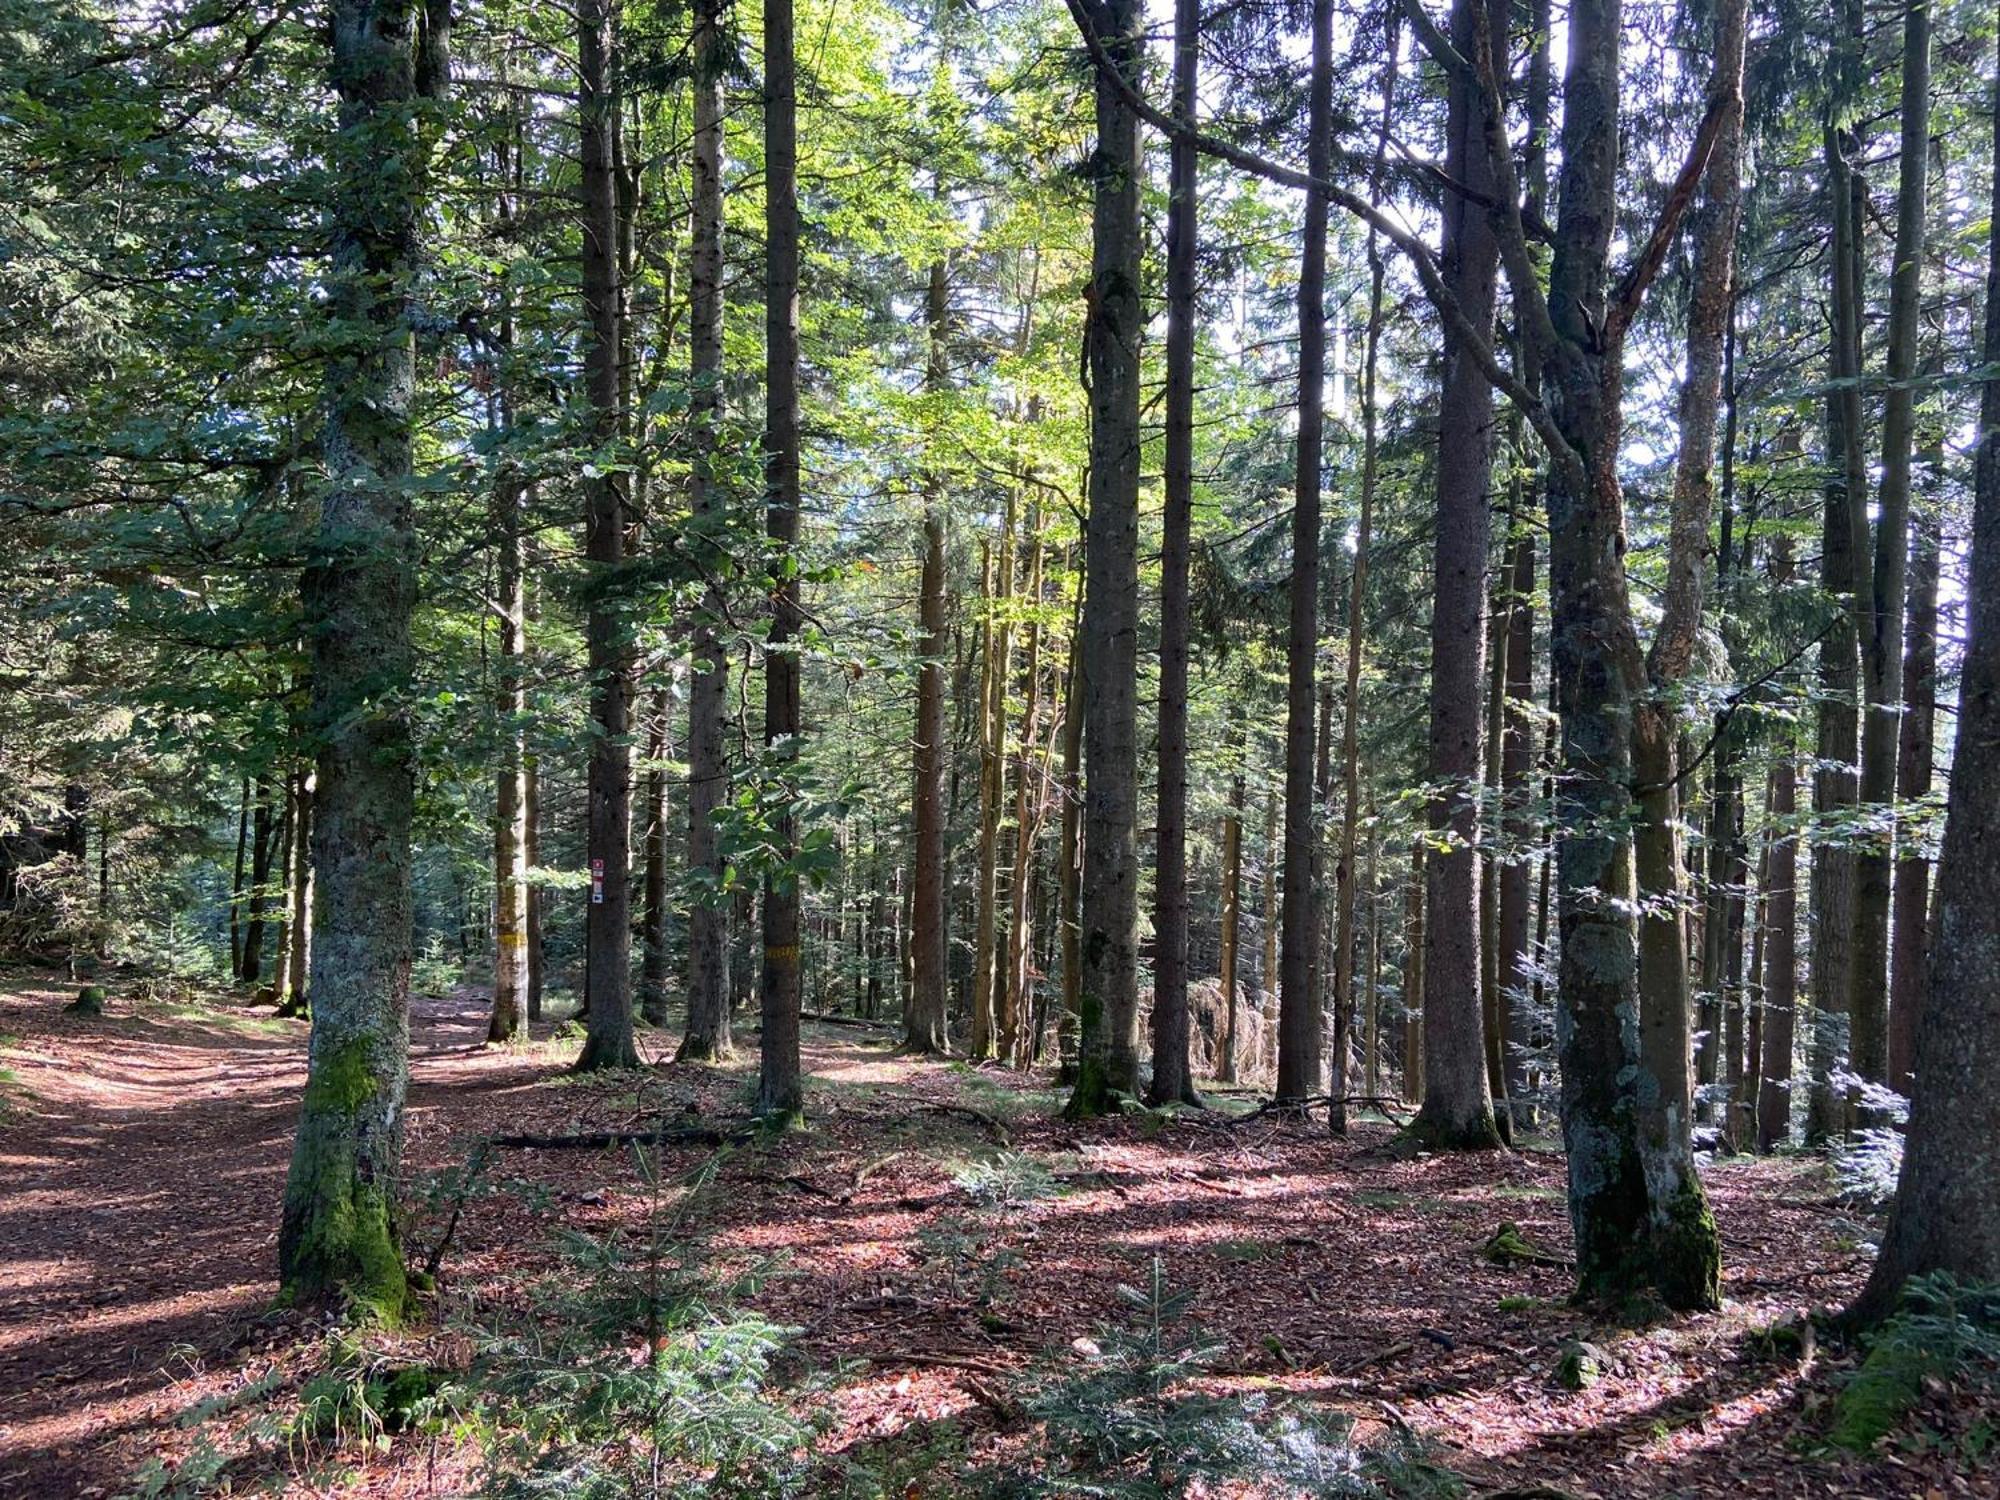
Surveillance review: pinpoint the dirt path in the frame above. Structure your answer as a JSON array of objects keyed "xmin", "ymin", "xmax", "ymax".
[{"xmin": 0, "ymin": 975, "xmax": 543, "ymax": 1496}]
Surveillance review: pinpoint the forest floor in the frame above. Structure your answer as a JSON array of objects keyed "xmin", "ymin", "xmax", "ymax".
[{"xmin": 0, "ymin": 966, "xmax": 1987, "ymax": 1499}]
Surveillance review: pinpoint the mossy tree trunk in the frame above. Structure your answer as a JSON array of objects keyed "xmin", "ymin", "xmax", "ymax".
[
  {"xmin": 279, "ymin": 0, "xmax": 449, "ymax": 1321},
  {"xmin": 1467, "ymin": 0, "xmax": 1736, "ymax": 1308}
]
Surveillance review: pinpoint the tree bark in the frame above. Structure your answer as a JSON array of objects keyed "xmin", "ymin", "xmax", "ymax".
[
  {"xmin": 279, "ymin": 0, "xmax": 446, "ymax": 1319},
  {"xmin": 1498, "ymin": 520, "xmax": 1537, "ymax": 1126},
  {"xmin": 524, "ymin": 750, "xmax": 544, "ymax": 1020},
  {"xmin": 757, "ymin": 0, "xmax": 805, "ymax": 1118},
  {"xmin": 639, "ymin": 684, "xmax": 671, "ymax": 1026},
  {"xmin": 906, "ymin": 256, "xmax": 953, "ymax": 1055},
  {"xmin": 679, "ymin": 0, "xmax": 733, "ymax": 1061},
  {"xmin": 230, "ymin": 773, "xmax": 250, "ymax": 980},
  {"xmin": 1411, "ymin": 0, "xmax": 1502, "ymax": 1151},
  {"xmin": 242, "ymin": 774, "xmax": 275, "ymax": 985},
  {"xmin": 973, "ymin": 514, "xmax": 1013, "ymax": 1060},
  {"xmin": 1218, "ymin": 739, "xmax": 1245, "ymax": 1086},
  {"xmin": 1757, "ymin": 756, "xmax": 1800, "ymax": 1151},
  {"xmin": 1329, "ymin": 29, "xmax": 1397, "ymax": 1133},
  {"xmin": 575, "ymin": 0, "xmax": 641, "ymax": 1072},
  {"xmin": 1850, "ymin": 42, "xmax": 2000, "ymax": 1318},
  {"xmin": 1003, "ymin": 514, "xmax": 1046, "ymax": 1067},
  {"xmin": 1808, "ymin": 13, "xmax": 1870, "ymax": 1142},
  {"xmin": 1064, "ymin": 0, "xmax": 1145, "ymax": 1116},
  {"xmin": 1147, "ymin": 0, "xmax": 1199, "ymax": 1107},
  {"xmin": 1054, "ymin": 595, "xmax": 1085, "ymax": 1080},
  {"xmin": 490, "ymin": 435, "xmax": 529, "ymax": 1042},
  {"xmin": 1274, "ymin": 0, "xmax": 1332, "ymax": 1109},
  {"xmin": 1888, "ymin": 512, "xmax": 1938, "ymax": 1093},
  {"xmin": 281, "ymin": 770, "xmax": 315, "ymax": 1018},
  {"xmin": 1497, "ymin": 0, "xmax": 1738, "ymax": 1307},
  {"xmin": 1849, "ymin": 0, "xmax": 1932, "ymax": 1104},
  {"xmin": 1402, "ymin": 840, "xmax": 1425, "ymax": 1104}
]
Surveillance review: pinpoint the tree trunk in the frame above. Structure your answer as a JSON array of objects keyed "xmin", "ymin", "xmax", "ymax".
[
  {"xmin": 268, "ymin": 774, "xmax": 296, "ymax": 998},
  {"xmin": 1364, "ymin": 813, "xmax": 1381, "ymax": 1100},
  {"xmin": 1274, "ymin": 0, "xmax": 1332, "ymax": 1109},
  {"xmin": 973, "ymin": 511, "xmax": 1013, "ymax": 1059},
  {"xmin": 1402, "ymin": 841, "xmax": 1425, "ymax": 1104},
  {"xmin": 1054, "ymin": 597, "xmax": 1085, "ymax": 1081},
  {"xmin": 1850, "ymin": 44, "xmax": 2000, "ymax": 1317},
  {"xmin": 1064, "ymin": 0, "xmax": 1144, "ymax": 1116},
  {"xmin": 1147, "ymin": 0, "xmax": 1199, "ymax": 1108},
  {"xmin": 1849, "ymin": 0, "xmax": 1932, "ymax": 1104},
  {"xmin": 1498, "ymin": 520, "xmax": 1537, "ymax": 1126},
  {"xmin": 490, "ymin": 403, "xmax": 529, "ymax": 1042},
  {"xmin": 524, "ymin": 751, "xmax": 544, "ymax": 1020},
  {"xmin": 1479, "ymin": 571, "xmax": 1512, "ymax": 1139},
  {"xmin": 281, "ymin": 770, "xmax": 315, "ymax": 1018},
  {"xmin": 1411, "ymin": 0, "xmax": 1501, "ymax": 1150},
  {"xmin": 1809, "ymin": 14, "xmax": 1870, "ymax": 1141},
  {"xmin": 1757, "ymin": 756, "xmax": 1800, "ymax": 1150},
  {"xmin": 242, "ymin": 774, "xmax": 276, "ymax": 985},
  {"xmin": 1217, "ymin": 719, "xmax": 1246, "ymax": 1085},
  {"xmin": 1003, "ymin": 516, "xmax": 1046, "ymax": 1068},
  {"xmin": 574, "ymin": 0, "xmax": 640, "ymax": 1073},
  {"xmin": 757, "ymin": 0, "xmax": 804, "ymax": 1118},
  {"xmin": 906, "ymin": 256, "xmax": 953, "ymax": 1055},
  {"xmin": 639, "ymin": 683, "xmax": 671, "ymax": 1026},
  {"xmin": 1330, "ymin": 32, "xmax": 1397, "ymax": 1131},
  {"xmin": 679, "ymin": 0, "xmax": 732, "ymax": 1061},
  {"xmin": 230, "ymin": 773, "xmax": 250, "ymax": 980},
  {"xmin": 1888, "ymin": 512, "xmax": 1938, "ymax": 1093},
  {"xmin": 279, "ymin": 0, "xmax": 446, "ymax": 1319},
  {"xmin": 1520, "ymin": 0, "xmax": 1737, "ymax": 1308}
]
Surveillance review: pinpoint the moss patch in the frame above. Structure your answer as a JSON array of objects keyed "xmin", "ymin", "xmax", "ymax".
[
  {"xmin": 1830, "ymin": 1334, "xmax": 1940, "ymax": 1450},
  {"xmin": 1650, "ymin": 1175, "xmax": 1722, "ymax": 1312}
]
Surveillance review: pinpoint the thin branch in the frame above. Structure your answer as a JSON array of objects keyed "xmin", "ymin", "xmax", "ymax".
[{"xmin": 1058, "ymin": 0, "xmax": 1587, "ymax": 494}]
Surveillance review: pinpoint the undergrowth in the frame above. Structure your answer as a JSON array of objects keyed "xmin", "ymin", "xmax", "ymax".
[
  {"xmin": 1830, "ymin": 1274, "xmax": 2000, "ymax": 1456},
  {"xmin": 993, "ymin": 1256, "xmax": 1463, "ymax": 1499}
]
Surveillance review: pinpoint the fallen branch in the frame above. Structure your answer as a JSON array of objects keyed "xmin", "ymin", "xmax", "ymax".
[
  {"xmin": 487, "ymin": 1123, "xmax": 748, "ymax": 1151},
  {"xmin": 917, "ymin": 1102, "xmax": 1012, "ymax": 1145},
  {"xmin": 800, "ymin": 1010, "xmax": 898, "ymax": 1031},
  {"xmin": 1338, "ymin": 1339, "xmax": 1415, "ymax": 1374},
  {"xmin": 420, "ymin": 1140, "xmax": 492, "ymax": 1278},
  {"xmin": 1212, "ymin": 1093, "xmax": 1414, "ymax": 1129}
]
